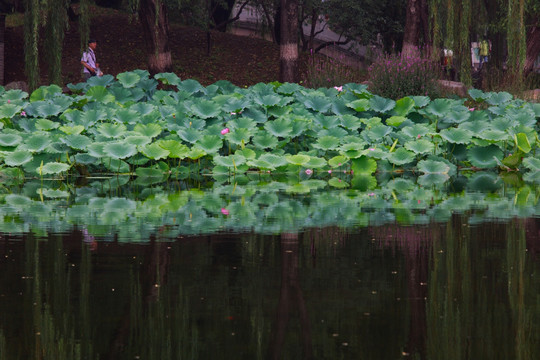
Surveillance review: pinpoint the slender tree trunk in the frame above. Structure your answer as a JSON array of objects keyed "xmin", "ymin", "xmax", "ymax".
[
  {"xmin": 279, "ymin": 0, "xmax": 298, "ymax": 83},
  {"xmin": 0, "ymin": 14, "xmax": 4, "ymax": 86},
  {"xmin": 524, "ymin": 18, "xmax": 540, "ymax": 75},
  {"xmin": 138, "ymin": 0, "xmax": 173, "ymax": 74},
  {"xmin": 402, "ymin": 0, "xmax": 421, "ymax": 57}
]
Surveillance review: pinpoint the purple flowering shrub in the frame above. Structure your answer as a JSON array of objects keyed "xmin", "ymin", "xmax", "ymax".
[{"xmin": 368, "ymin": 53, "xmax": 441, "ymax": 99}]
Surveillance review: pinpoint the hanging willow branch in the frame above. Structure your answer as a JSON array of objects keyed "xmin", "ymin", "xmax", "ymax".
[
  {"xmin": 507, "ymin": 0, "xmax": 526, "ymax": 76},
  {"xmin": 80, "ymin": 0, "xmax": 91, "ymax": 54},
  {"xmin": 45, "ymin": 0, "xmax": 69, "ymax": 85}
]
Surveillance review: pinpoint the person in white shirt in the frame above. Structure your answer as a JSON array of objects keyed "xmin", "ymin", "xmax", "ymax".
[{"xmin": 81, "ymin": 39, "xmax": 102, "ymax": 80}]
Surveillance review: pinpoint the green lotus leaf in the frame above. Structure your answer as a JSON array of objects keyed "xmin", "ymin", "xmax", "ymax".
[
  {"xmin": 417, "ymin": 173, "xmax": 449, "ymax": 187},
  {"xmin": 255, "ymin": 94, "xmax": 281, "ymax": 107},
  {"xmin": 35, "ymin": 118, "xmax": 59, "ymax": 131},
  {"xmin": 466, "ymin": 172, "xmax": 501, "ymax": 192},
  {"xmin": 340, "ymin": 142, "xmax": 365, "ymax": 158},
  {"xmin": 439, "ymin": 128, "xmax": 473, "ymax": 144},
  {"xmin": 5, "ymin": 194, "xmax": 32, "ymax": 207},
  {"xmin": 153, "ymin": 72, "xmax": 181, "ymax": 86},
  {"xmin": 312, "ymin": 136, "xmax": 340, "ymax": 151},
  {"xmin": 177, "ymin": 79, "xmax": 204, "ymax": 94},
  {"xmin": 404, "ymin": 139, "xmax": 435, "ymax": 154},
  {"xmin": 410, "ymin": 96, "xmax": 430, "ymax": 108},
  {"xmin": 74, "ymin": 153, "xmax": 99, "ymax": 165},
  {"xmin": 222, "ymin": 97, "xmax": 249, "ymax": 113},
  {"xmin": 125, "ymin": 135, "xmax": 152, "ymax": 147},
  {"xmin": 386, "ymin": 116, "xmax": 407, "ymax": 127},
  {"xmin": 21, "ymin": 134, "xmax": 51, "ymax": 152},
  {"xmin": 443, "ymin": 108, "xmax": 471, "ymax": 124},
  {"xmin": 177, "ymin": 128, "xmax": 202, "ymax": 143},
  {"xmin": 515, "ymin": 133, "xmax": 531, "ymax": 153},
  {"xmin": 363, "ymin": 147, "xmax": 388, "ymax": 159},
  {"xmin": 314, "ymin": 115, "xmax": 340, "ymax": 129},
  {"xmin": 87, "ymin": 143, "xmax": 107, "ymax": 158},
  {"xmin": 468, "ymin": 88, "xmax": 486, "ymax": 101},
  {"xmin": 0, "ymin": 133, "xmax": 22, "ymax": 146},
  {"xmin": 276, "ymin": 82, "xmax": 302, "ymax": 95},
  {"xmin": 365, "ymin": 124, "xmax": 392, "ymax": 141},
  {"xmin": 340, "ymin": 115, "xmax": 362, "ymax": 130},
  {"xmin": 141, "ymin": 143, "xmax": 170, "ymax": 160},
  {"xmin": 328, "ymin": 177, "xmax": 349, "ymax": 188},
  {"xmin": 97, "ymin": 123, "xmax": 127, "ymax": 138},
  {"xmin": 35, "ymin": 102, "xmax": 62, "ymax": 117},
  {"xmin": 491, "ymin": 117, "xmax": 516, "ymax": 132},
  {"xmin": 522, "ymin": 157, "xmax": 540, "ymax": 171},
  {"xmin": 425, "ymin": 98, "xmax": 452, "ymax": 118},
  {"xmin": 264, "ymin": 118, "xmax": 292, "ymax": 138},
  {"xmin": 286, "ymin": 154, "xmax": 310, "ymax": 166},
  {"xmin": 40, "ymin": 162, "xmax": 70, "ymax": 175},
  {"xmin": 195, "ymin": 135, "xmax": 222, "ymax": 154},
  {"xmin": 59, "ymin": 125, "xmax": 84, "ymax": 135},
  {"xmin": 328, "ymin": 155, "xmax": 349, "ymax": 168},
  {"xmin": 235, "ymin": 148, "xmax": 256, "ymax": 160},
  {"xmin": 0, "ymin": 103, "xmax": 23, "ymax": 118},
  {"xmin": 108, "ymin": 86, "xmax": 135, "ymax": 103},
  {"xmin": 191, "ymin": 100, "xmax": 221, "ymax": 119},
  {"xmin": 157, "ymin": 140, "xmax": 190, "ymax": 158},
  {"xmin": 117, "ymin": 71, "xmax": 141, "ymax": 88},
  {"xmin": 226, "ymin": 128, "xmax": 253, "ymax": 145},
  {"xmin": 351, "ymin": 156, "xmax": 377, "ymax": 174},
  {"xmin": 104, "ymin": 142, "xmax": 138, "ymax": 159},
  {"xmin": 187, "ymin": 147, "xmax": 206, "ymax": 160},
  {"xmin": 417, "ymin": 159, "xmax": 450, "ymax": 174},
  {"xmin": 134, "ymin": 123, "xmax": 162, "ymax": 138},
  {"xmin": 459, "ymin": 120, "xmax": 489, "ymax": 134},
  {"xmin": 86, "ymin": 85, "xmax": 115, "ymax": 103},
  {"xmin": 213, "ymin": 154, "xmax": 247, "ymax": 168},
  {"xmin": 252, "ymin": 132, "xmax": 278, "ymax": 149},
  {"xmin": 3, "ymin": 150, "xmax": 33, "ymax": 166},
  {"xmin": 346, "ymin": 99, "xmax": 370, "ymax": 112},
  {"xmin": 304, "ymin": 96, "xmax": 332, "ymax": 113},
  {"xmin": 2, "ymin": 89, "xmax": 28, "ymax": 101},
  {"xmin": 103, "ymin": 158, "xmax": 130, "ymax": 173},
  {"xmin": 40, "ymin": 189, "xmax": 69, "ymax": 198},
  {"xmin": 305, "ymin": 156, "xmax": 327, "ymax": 168},
  {"xmin": 86, "ymin": 74, "xmax": 114, "ymax": 87},
  {"xmin": 248, "ymin": 154, "xmax": 286, "ymax": 170},
  {"xmin": 388, "ymin": 148, "xmax": 415, "ymax": 165},
  {"xmin": 467, "ymin": 145, "xmax": 504, "ymax": 168},
  {"xmin": 369, "ymin": 95, "xmax": 395, "ymax": 113},
  {"xmin": 476, "ymin": 129, "xmax": 509, "ymax": 142},
  {"xmin": 228, "ymin": 116, "xmax": 256, "ymax": 131},
  {"xmin": 130, "ymin": 103, "xmax": 156, "ymax": 116},
  {"xmin": 319, "ymin": 127, "xmax": 347, "ymax": 139},
  {"xmin": 393, "ymin": 97, "xmax": 415, "ymax": 116},
  {"xmin": 485, "ymin": 91, "xmax": 513, "ymax": 105},
  {"xmin": 386, "ymin": 178, "xmax": 415, "ymax": 192},
  {"xmin": 401, "ymin": 124, "xmax": 432, "ymax": 138},
  {"xmin": 61, "ymin": 134, "xmax": 92, "ymax": 150},
  {"xmin": 351, "ymin": 174, "xmax": 377, "ymax": 191}
]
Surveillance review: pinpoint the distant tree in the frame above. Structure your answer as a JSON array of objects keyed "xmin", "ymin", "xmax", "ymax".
[{"xmin": 279, "ymin": 0, "xmax": 298, "ymax": 82}]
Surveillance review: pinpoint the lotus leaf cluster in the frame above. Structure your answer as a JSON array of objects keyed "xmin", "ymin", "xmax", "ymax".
[{"xmin": 0, "ymin": 70, "xmax": 539, "ymax": 180}]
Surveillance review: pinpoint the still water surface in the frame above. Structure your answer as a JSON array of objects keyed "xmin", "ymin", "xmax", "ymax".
[{"xmin": 0, "ymin": 178, "xmax": 539, "ymax": 359}]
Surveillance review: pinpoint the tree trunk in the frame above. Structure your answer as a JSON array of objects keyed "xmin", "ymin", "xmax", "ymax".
[
  {"xmin": 402, "ymin": 0, "xmax": 421, "ymax": 58},
  {"xmin": 279, "ymin": 0, "xmax": 298, "ymax": 83},
  {"xmin": 524, "ymin": 19, "xmax": 540, "ymax": 75},
  {"xmin": 138, "ymin": 0, "xmax": 172, "ymax": 74},
  {"xmin": 0, "ymin": 14, "xmax": 4, "ymax": 86}
]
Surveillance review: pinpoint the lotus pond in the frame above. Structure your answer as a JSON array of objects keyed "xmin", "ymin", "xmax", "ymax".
[{"xmin": 0, "ymin": 74, "xmax": 540, "ymax": 359}]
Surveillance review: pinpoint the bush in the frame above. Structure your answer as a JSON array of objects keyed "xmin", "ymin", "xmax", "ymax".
[
  {"xmin": 368, "ymin": 53, "xmax": 440, "ymax": 99},
  {"xmin": 302, "ymin": 51, "xmax": 365, "ymax": 89}
]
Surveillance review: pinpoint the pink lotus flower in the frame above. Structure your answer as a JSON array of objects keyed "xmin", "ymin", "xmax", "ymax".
[
  {"xmin": 368, "ymin": 193, "xmax": 375, "ymax": 197},
  {"xmin": 328, "ymin": 170, "xmax": 332, "ymax": 174},
  {"xmin": 221, "ymin": 128, "xmax": 230, "ymax": 135},
  {"xmin": 334, "ymin": 86, "xmax": 343, "ymax": 92},
  {"xmin": 417, "ymin": 134, "xmax": 421, "ymax": 139},
  {"xmin": 221, "ymin": 208, "xmax": 229, "ymax": 215},
  {"xmin": 305, "ymin": 169, "xmax": 313, "ymax": 175},
  {"xmin": 7, "ymin": 100, "xmax": 10, "ymax": 103},
  {"xmin": 469, "ymin": 107, "xmax": 475, "ymax": 111},
  {"xmin": 21, "ymin": 111, "xmax": 26, "ymax": 117},
  {"xmin": 369, "ymin": 148, "xmax": 375, "ymax": 151}
]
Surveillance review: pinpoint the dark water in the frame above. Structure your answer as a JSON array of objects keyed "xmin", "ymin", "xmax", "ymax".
[{"xmin": 1, "ymin": 218, "xmax": 540, "ymax": 359}]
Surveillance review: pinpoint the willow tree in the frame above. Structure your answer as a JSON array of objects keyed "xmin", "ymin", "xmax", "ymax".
[
  {"xmin": 23, "ymin": 0, "xmax": 91, "ymax": 90},
  {"xmin": 507, "ymin": 0, "xmax": 526, "ymax": 77},
  {"xmin": 279, "ymin": 0, "xmax": 298, "ymax": 83}
]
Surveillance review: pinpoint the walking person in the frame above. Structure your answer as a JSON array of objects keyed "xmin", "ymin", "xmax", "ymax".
[
  {"xmin": 81, "ymin": 38, "xmax": 102, "ymax": 81},
  {"xmin": 479, "ymin": 38, "xmax": 490, "ymax": 69}
]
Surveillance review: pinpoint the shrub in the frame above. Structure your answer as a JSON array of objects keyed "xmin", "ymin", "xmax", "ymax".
[
  {"xmin": 368, "ymin": 53, "xmax": 441, "ymax": 99},
  {"xmin": 302, "ymin": 50, "xmax": 365, "ymax": 89}
]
